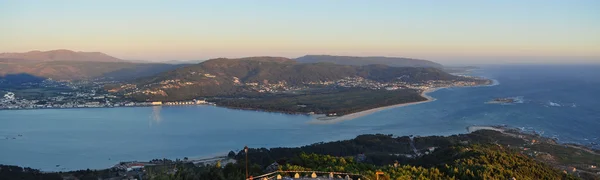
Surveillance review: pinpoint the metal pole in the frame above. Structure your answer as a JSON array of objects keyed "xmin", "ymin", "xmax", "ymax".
[{"xmin": 245, "ymin": 146, "xmax": 249, "ymax": 179}]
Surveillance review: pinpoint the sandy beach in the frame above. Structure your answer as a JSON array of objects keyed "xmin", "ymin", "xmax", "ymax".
[
  {"xmin": 309, "ymin": 78, "xmax": 498, "ymax": 124},
  {"xmin": 466, "ymin": 125, "xmax": 505, "ymax": 133},
  {"xmin": 309, "ymin": 87, "xmax": 444, "ymax": 124}
]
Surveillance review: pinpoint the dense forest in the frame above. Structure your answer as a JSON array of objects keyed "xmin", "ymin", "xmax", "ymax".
[
  {"xmin": 140, "ymin": 145, "xmax": 576, "ymax": 180},
  {"xmin": 211, "ymin": 88, "xmax": 426, "ymax": 115},
  {"xmin": 144, "ymin": 130, "xmax": 598, "ymax": 179}
]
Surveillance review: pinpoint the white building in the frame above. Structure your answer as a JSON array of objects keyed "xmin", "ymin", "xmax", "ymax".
[
  {"xmin": 385, "ymin": 86, "xmax": 400, "ymax": 91},
  {"xmin": 3, "ymin": 92, "xmax": 15, "ymax": 101}
]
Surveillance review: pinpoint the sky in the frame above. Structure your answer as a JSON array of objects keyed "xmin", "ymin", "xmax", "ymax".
[{"xmin": 1, "ymin": 0, "xmax": 599, "ymax": 64}]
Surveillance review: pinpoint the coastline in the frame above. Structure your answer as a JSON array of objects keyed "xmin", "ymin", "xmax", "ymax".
[
  {"xmin": 35, "ymin": 124, "xmax": 599, "ymax": 172},
  {"xmin": 467, "ymin": 125, "xmax": 506, "ymax": 133},
  {"xmin": 309, "ymin": 87, "xmax": 443, "ymax": 124},
  {"xmin": 310, "ymin": 78, "xmax": 498, "ymax": 124},
  {"xmin": 467, "ymin": 125, "xmax": 600, "ymax": 154}
]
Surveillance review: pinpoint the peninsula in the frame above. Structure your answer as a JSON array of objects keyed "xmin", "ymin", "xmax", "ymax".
[
  {"xmin": 108, "ymin": 56, "xmax": 491, "ymax": 116},
  {"xmin": 1, "ymin": 53, "xmax": 491, "ymax": 116}
]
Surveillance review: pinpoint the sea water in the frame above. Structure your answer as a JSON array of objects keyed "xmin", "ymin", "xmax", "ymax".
[{"xmin": 0, "ymin": 64, "xmax": 599, "ymax": 171}]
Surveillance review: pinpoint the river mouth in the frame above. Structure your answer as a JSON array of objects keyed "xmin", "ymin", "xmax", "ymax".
[{"xmin": 1, "ymin": 65, "xmax": 600, "ymax": 171}]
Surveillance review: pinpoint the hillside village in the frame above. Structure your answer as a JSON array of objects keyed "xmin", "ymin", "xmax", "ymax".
[{"xmin": 115, "ymin": 74, "xmax": 489, "ymax": 98}]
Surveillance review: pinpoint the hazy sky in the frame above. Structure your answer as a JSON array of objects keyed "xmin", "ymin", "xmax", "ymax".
[{"xmin": 1, "ymin": 0, "xmax": 599, "ymax": 64}]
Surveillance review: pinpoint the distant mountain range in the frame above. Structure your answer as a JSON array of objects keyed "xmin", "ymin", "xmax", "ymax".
[
  {"xmin": 140, "ymin": 55, "xmax": 446, "ymax": 68},
  {"xmin": 0, "ymin": 49, "xmax": 122, "ymax": 62},
  {"xmin": 296, "ymin": 55, "xmax": 443, "ymax": 68},
  {"xmin": 0, "ymin": 50, "xmax": 447, "ymax": 82},
  {"xmin": 0, "ymin": 50, "xmax": 183, "ymax": 80},
  {"xmin": 116, "ymin": 56, "xmax": 458, "ymax": 101}
]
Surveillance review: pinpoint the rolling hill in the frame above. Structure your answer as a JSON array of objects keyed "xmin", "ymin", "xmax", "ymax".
[
  {"xmin": 117, "ymin": 56, "xmax": 459, "ymax": 101},
  {"xmin": 137, "ymin": 57, "xmax": 454, "ymax": 86},
  {"xmin": 296, "ymin": 55, "xmax": 444, "ymax": 69}
]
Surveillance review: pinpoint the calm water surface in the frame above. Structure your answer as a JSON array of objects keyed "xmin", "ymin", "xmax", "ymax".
[{"xmin": 1, "ymin": 65, "xmax": 599, "ymax": 171}]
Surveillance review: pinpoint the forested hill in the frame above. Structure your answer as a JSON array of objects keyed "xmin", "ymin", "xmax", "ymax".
[
  {"xmin": 114, "ymin": 57, "xmax": 459, "ymax": 101},
  {"xmin": 138, "ymin": 57, "xmax": 453, "ymax": 85},
  {"xmin": 296, "ymin": 55, "xmax": 444, "ymax": 69}
]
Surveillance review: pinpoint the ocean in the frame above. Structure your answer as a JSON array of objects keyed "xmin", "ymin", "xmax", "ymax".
[{"xmin": 0, "ymin": 64, "xmax": 599, "ymax": 171}]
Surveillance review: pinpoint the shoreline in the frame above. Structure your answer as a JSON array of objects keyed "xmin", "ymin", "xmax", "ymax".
[
  {"xmin": 0, "ymin": 103, "xmax": 216, "ymax": 112},
  {"xmin": 2, "ymin": 80, "xmax": 500, "ymax": 116},
  {"xmin": 310, "ymin": 78, "xmax": 498, "ymax": 124},
  {"xmin": 308, "ymin": 87, "xmax": 443, "ymax": 124},
  {"xmin": 31, "ymin": 124, "xmax": 598, "ymax": 172},
  {"xmin": 467, "ymin": 125, "xmax": 600, "ymax": 154}
]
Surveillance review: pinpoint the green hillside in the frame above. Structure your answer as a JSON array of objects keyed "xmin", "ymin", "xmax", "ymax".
[{"xmin": 119, "ymin": 57, "xmax": 459, "ymax": 101}]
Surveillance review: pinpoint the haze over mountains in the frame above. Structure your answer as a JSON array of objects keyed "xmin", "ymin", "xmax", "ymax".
[
  {"xmin": 0, "ymin": 50, "xmax": 450, "ymax": 82},
  {"xmin": 296, "ymin": 55, "xmax": 443, "ymax": 68},
  {"xmin": 0, "ymin": 49, "xmax": 122, "ymax": 62},
  {"xmin": 0, "ymin": 50, "xmax": 183, "ymax": 80}
]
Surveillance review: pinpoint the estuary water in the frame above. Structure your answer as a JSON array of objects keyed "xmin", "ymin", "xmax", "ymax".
[{"xmin": 1, "ymin": 65, "xmax": 599, "ymax": 171}]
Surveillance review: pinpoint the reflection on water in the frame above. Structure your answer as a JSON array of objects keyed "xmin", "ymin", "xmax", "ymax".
[{"xmin": 149, "ymin": 106, "xmax": 162, "ymax": 127}]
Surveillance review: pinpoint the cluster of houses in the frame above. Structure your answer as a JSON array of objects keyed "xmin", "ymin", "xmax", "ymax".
[{"xmin": 157, "ymin": 99, "xmax": 208, "ymax": 106}]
